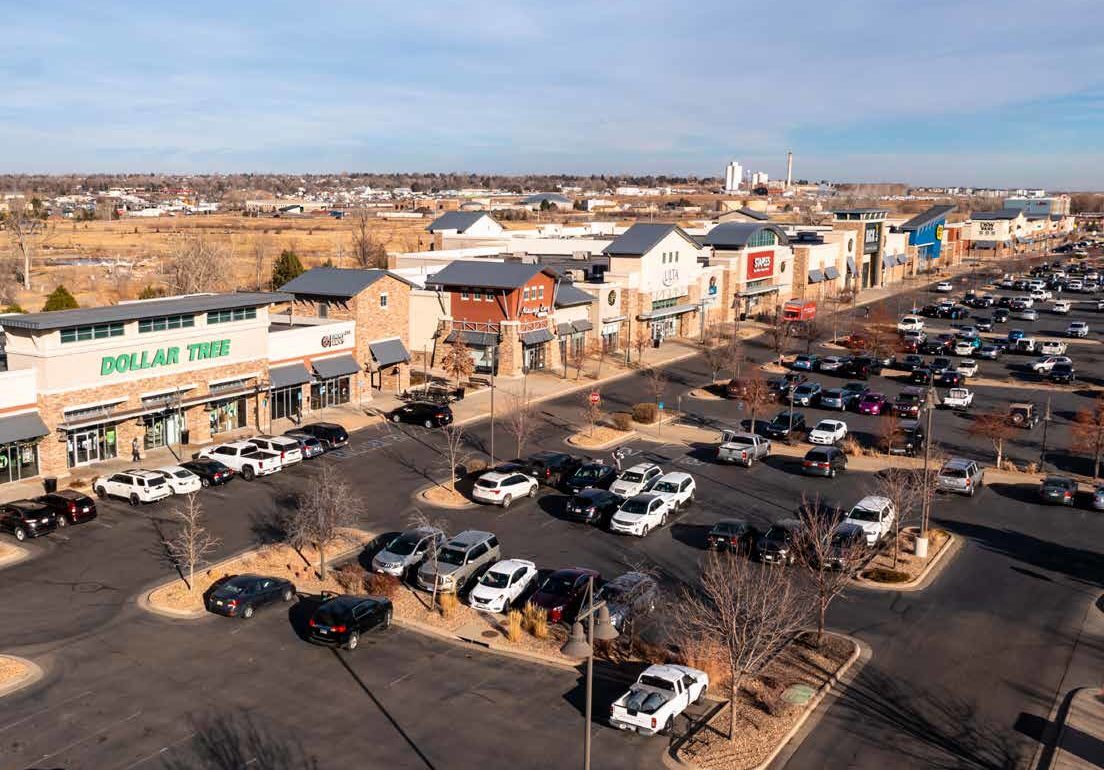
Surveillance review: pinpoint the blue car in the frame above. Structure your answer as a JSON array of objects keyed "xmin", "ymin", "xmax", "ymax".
[
  {"xmin": 791, "ymin": 355, "xmax": 819, "ymax": 372},
  {"xmin": 1008, "ymin": 329, "xmax": 1026, "ymax": 343}
]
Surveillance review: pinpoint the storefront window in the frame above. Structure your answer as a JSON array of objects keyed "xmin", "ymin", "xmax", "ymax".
[
  {"xmin": 144, "ymin": 412, "xmax": 183, "ymax": 449},
  {"xmin": 67, "ymin": 424, "xmax": 118, "ymax": 468},
  {"xmin": 270, "ymin": 386, "xmax": 303, "ymax": 420},
  {"xmin": 310, "ymin": 377, "xmax": 351, "ymax": 410},
  {"xmin": 523, "ymin": 343, "xmax": 547, "ymax": 372},
  {"xmin": 209, "ymin": 397, "xmax": 248, "ymax": 436},
  {"xmin": 0, "ymin": 440, "xmax": 39, "ymax": 484}
]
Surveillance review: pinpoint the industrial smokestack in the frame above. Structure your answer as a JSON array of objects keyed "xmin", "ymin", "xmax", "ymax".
[{"xmin": 786, "ymin": 150, "xmax": 793, "ymax": 189}]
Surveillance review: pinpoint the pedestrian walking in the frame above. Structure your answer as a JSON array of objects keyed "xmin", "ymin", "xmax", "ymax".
[{"xmin": 131, "ymin": 437, "xmax": 140, "ymax": 462}]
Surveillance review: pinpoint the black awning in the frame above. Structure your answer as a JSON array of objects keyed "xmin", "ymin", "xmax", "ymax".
[
  {"xmin": 269, "ymin": 363, "xmax": 311, "ymax": 389},
  {"xmin": 444, "ymin": 330, "xmax": 498, "ymax": 347},
  {"xmin": 846, "ymin": 256, "xmax": 857, "ymax": 275},
  {"xmin": 572, "ymin": 319, "xmax": 593, "ymax": 333},
  {"xmin": 808, "ymin": 269, "xmax": 824, "ymax": 284},
  {"xmin": 520, "ymin": 328, "xmax": 554, "ymax": 345},
  {"xmin": 0, "ymin": 412, "xmax": 48, "ymax": 445},
  {"xmin": 312, "ymin": 354, "xmax": 361, "ymax": 379},
  {"xmin": 823, "ymin": 266, "xmax": 840, "ymax": 280},
  {"xmin": 369, "ymin": 338, "xmax": 410, "ymax": 368}
]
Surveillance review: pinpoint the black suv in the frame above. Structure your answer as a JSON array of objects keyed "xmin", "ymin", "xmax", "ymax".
[
  {"xmin": 35, "ymin": 489, "xmax": 97, "ymax": 527},
  {"xmin": 1, "ymin": 500, "xmax": 59, "ymax": 541},
  {"xmin": 706, "ymin": 519, "xmax": 760, "ymax": 554},
  {"xmin": 888, "ymin": 419, "xmax": 926, "ymax": 457},
  {"xmin": 523, "ymin": 451, "xmax": 583, "ymax": 487},
  {"xmin": 756, "ymin": 519, "xmax": 801, "ymax": 565},
  {"xmin": 845, "ymin": 356, "xmax": 883, "ymax": 380},
  {"xmin": 763, "ymin": 411, "xmax": 806, "ymax": 440},
  {"xmin": 388, "ymin": 401, "xmax": 454, "ymax": 428},
  {"xmin": 289, "ymin": 422, "xmax": 349, "ymax": 450},
  {"xmin": 563, "ymin": 489, "xmax": 622, "ymax": 526},
  {"xmin": 308, "ymin": 593, "xmax": 393, "ymax": 650},
  {"xmin": 563, "ymin": 462, "xmax": 617, "ymax": 493}
]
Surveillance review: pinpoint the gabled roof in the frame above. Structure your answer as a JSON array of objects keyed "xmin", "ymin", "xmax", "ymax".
[
  {"xmin": 700, "ymin": 222, "xmax": 790, "ymax": 249},
  {"xmin": 426, "ymin": 211, "xmax": 497, "ymax": 233},
  {"xmin": 554, "ymin": 282, "xmax": 596, "ymax": 308},
  {"xmin": 0, "ymin": 292, "xmax": 290, "ymax": 332},
  {"xmin": 601, "ymin": 223, "xmax": 699, "ymax": 256},
  {"xmin": 279, "ymin": 267, "xmax": 414, "ymax": 298},
  {"xmin": 733, "ymin": 207, "xmax": 770, "ymax": 221},
  {"xmin": 970, "ymin": 209, "xmax": 1023, "ymax": 221},
  {"xmin": 425, "ymin": 260, "xmax": 558, "ymax": 290},
  {"xmin": 900, "ymin": 205, "xmax": 956, "ymax": 231}
]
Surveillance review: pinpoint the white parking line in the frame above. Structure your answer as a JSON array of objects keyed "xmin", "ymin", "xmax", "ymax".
[
  {"xmin": 118, "ymin": 730, "xmax": 197, "ymax": 770},
  {"xmin": 0, "ymin": 689, "xmax": 94, "ymax": 733},
  {"xmin": 37, "ymin": 709, "xmax": 142, "ymax": 764}
]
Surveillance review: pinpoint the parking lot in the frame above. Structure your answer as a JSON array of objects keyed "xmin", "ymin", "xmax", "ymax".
[{"xmin": 1, "ymin": 259, "xmax": 1103, "ymax": 770}]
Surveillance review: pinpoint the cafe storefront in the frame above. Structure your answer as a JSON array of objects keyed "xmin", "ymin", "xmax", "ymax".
[
  {"xmin": 310, "ymin": 355, "xmax": 360, "ymax": 410},
  {"xmin": 0, "ymin": 412, "xmax": 48, "ymax": 485}
]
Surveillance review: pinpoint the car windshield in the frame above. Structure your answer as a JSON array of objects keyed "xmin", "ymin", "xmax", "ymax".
[
  {"xmin": 713, "ymin": 522, "xmax": 743, "ymax": 534},
  {"xmin": 313, "ymin": 607, "xmax": 351, "ymax": 626},
  {"xmin": 438, "ymin": 548, "xmax": 466, "ymax": 566},
  {"xmin": 540, "ymin": 574, "xmax": 575, "ymax": 595},
  {"xmin": 218, "ymin": 582, "xmax": 246, "ymax": 595},
  {"xmin": 620, "ymin": 498, "xmax": 650, "ymax": 514},
  {"xmin": 386, "ymin": 533, "xmax": 421, "ymax": 556},
  {"xmin": 172, "ymin": 470, "xmax": 192, "ymax": 479},
  {"xmin": 823, "ymin": 390, "xmax": 842, "ymax": 398},
  {"xmin": 831, "ymin": 532, "xmax": 861, "ymax": 548},
  {"xmin": 571, "ymin": 495, "xmax": 597, "ymax": 507},
  {"xmin": 848, "ymin": 507, "xmax": 881, "ymax": 523},
  {"xmin": 652, "ymin": 481, "xmax": 679, "ymax": 493},
  {"xmin": 619, "ymin": 471, "xmax": 644, "ymax": 483},
  {"xmin": 480, "ymin": 570, "xmax": 511, "ymax": 589},
  {"xmin": 898, "ymin": 394, "xmax": 920, "ymax": 404},
  {"xmin": 763, "ymin": 526, "xmax": 791, "ymax": 542},
  {"xmin": 814, "ymin": 422, "xmax": 836, "ymax": 432},
  {"xmin": 573, "ymin": 466, "xmax": 604, "ymax": 480}
]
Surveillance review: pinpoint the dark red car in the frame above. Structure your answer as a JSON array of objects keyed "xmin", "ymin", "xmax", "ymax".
[
  {"xmin": 529, "ymin": 567, "xmax": 600, "ymax": 624},
  {"xmin": 35, "ymin": 489, "xmax": 97, "ymax": 527}
]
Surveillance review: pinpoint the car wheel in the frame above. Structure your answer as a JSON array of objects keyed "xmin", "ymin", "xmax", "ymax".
[
  {"xmin": 660, "ymin": 717, "xmax": 674, "ymax": 736},
  {"xmin": 95, "ymin": 486, "xmax": 107, "ymax": 499},
  {"xmin": 501, "ymin": 494, "xmax": 512, "ymax": 509},
  {"xmin": 281, "ymin": 587, "xmax": 294, "ymax": 602},
  {"xmin": 346, "ymin": 631, "xmax": 360, "ymax": 650},
  {"xmin": 200, "ymin": 477, "xmax": 210, "ymax": 488},
  {"xmin": 391, "ymin": 413, "xmax": 401, "ymax": 423},
  {"xmin": 424, "ymin": 419, "xmax": 434, "ymax": 429},
  {"xmin": 528, "ymin": 484, "xmax": 537, "ymax": 498},
  {"xmin": 241, "ymin": 604, "xmax": 255, "ymax": 619},
  {"xmin": 13, "ymin": 527, "xmax": 26, "ymax": 542},
  {"xmin": 56, "ymin": 516, "xmax": 68, "ymax": 528},
  {"xmin": 382, "ymin": 609, "xmax": 392, "ymax": 629},
  {"xmin": 129, "ymin": 493, "xmax": 140, "ymax": 506},
  {"xmin": 242, "ymin": 466, "xmax": 255, "ymax": 481}
]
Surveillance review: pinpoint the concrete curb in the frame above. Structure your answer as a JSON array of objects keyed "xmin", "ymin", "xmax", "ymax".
[
  {"xmin": 0, "ymin": 542, "xmax": 31, "ymax": 571},
  {"xmin": 391, "ymin": 616, "xmax": 578, "ymax": 673},
  {"xmin": 0, "ymin": 655, "xmax": 45, "ymax": 699},
  {"xmin": 854, "ymin": 530, "xmax": 961, "ymax": 593},
  {"xmin": 667, "ymin": 632, "xmax": 865, "ymax": 770},
  {"xmin": 412, "ymin": 483, "xmax": 478, "ymax": 510},
  {"xmin": 137, "ymin": 530, "xmax": 377, "ymax": 620}
]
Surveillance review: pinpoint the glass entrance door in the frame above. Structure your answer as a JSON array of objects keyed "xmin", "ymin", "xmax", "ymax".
[
  {"xmin": 68, "ymin": 429, "xmax": 101, "ymax": 467},
  {"xmin": 144, "ymin": 413, "xmax": 182, "ymax": 449}
]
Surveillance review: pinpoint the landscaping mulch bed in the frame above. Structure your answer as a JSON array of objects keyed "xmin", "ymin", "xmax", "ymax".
[
  {"xmin": 567, "ymin": 425, "xmax": 632, "ymax": 449},
  {"xmin": 146, "ymin": 528, "xmax": 376, "ymax": 614},
  {"xmin": 0, "ymin": 656, "xmax": 32, "ymax": 688},
  {"xmin": 862, "ymin": 528, "xmax": 951, "ymax": 584},
  {"xmin": 677, "ymin": 633, "xmax": 854, "ymax": 770},
  {"xmin": 419, "ymin": 485, "xmax": 474, "ymax": 508}
]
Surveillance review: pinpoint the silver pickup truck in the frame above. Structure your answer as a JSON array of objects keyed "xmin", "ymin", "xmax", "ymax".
[{"xmin": 716, "ymin": 430, "xmax": 771, "ymax": 467}]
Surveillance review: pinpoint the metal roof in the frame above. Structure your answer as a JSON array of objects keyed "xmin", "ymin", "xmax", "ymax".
[
  {"xmin": 701, "ymin": 222, "xmax": 790, "ymax": 249},
  {"xmin": 824, "ymin": 266, "xmax": 840, "ymax": 280},
  {"xmin": 0, "ymin": 411, "xmax": 48, "ymax": 444},
  {"xmin": 279, "ymin": 267, "xmax": 413, "ymax": 298},
  {"xmin": 269, "ymin": 363, "xmax": 311, "ymax": 389},
  {"xmin": 900, "ymin": 205, "xmax": 956, "ymax": 231},
  {"xmin": 426, "ymin": 261, "xmax": 556, "ymax": 290},
  {"xmin": 808, "ymin": 269, "xmax": 824, "ymax": 284},
  {"xmin": 554, "ymin": 282, "xmax": 596, "ymax": 308},
  {"xmin": 602, "ymin": 223, "xmax": 698, "ymax": 256},
  {"xmin": 520, "ymin": 328, "xmax": 554, "ymax": 345},
  {"xmin": 0, "ymin": 292, "xmax": 291, "ymax": 332},
  {"xmin": 444, "ymin": 330, "xmax": 498, "ymax": 346},
  {"xmin": 369, "ymin": 338, "xmax": 410, "ymax": 368},
  {"xmin": 970, "ymin": 209, "xmax": 1023, "ymax": 220},
  {"xmin": 572, "ymin": 319, "xmax": 593, "ymax": 333},
  {"xmin": 312, "ymin": 354, "xmax": 361, "ymax": 379},
  {"xmin": 426, "ymin": 211, "xmax": 496, "ymax": 233},
  {"xmin": 734, "ymin": 207, "xmax": 770, "ymax": 221},
  {"xmin": 522, "ymin": 192, "xmax": 571, "ymax": 205}
]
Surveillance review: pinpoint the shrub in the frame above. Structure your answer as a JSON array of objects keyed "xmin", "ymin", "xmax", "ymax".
[
  {"xmin": 611, "ymin": 412, "xmax": 633, "ymax": 432},
  {"xmin": 437, "ymin": 591, "xmax": 459, "ymax": 618},
  {"xmin": 838, "ymin": 435, "xmax": 861, "ymax": 456},
  {"xmin": 862, "ymin": 567, "xmax": 910, "ymax": 583},
  {"xmin": 465, "ymin": 458, "xmax": 489, "ymax": 476},
  {"xmin": 1023, "ymin": 462, "xmax": 1038, "ymax": 475},
  {"xmin": 364, "ymin": 572, "xmax": 400, "ymax": 599},
  {"xmin": 333, "ymin": 563, "xmax": 367, "ymax": 592},
  {"xmin": 632, "ymin": 403, "xmax": 659, "ymax": 424},
  {"xmin": 529, "ymin": 612, "xmax": 549, "ymax": 639},
  {"xmin": 506, "ymin": 609, "xmax": 524, "ymax": 643},
  {"xmin": 753, "ymin": 675, "xmax": 788, "ymax": 717},
  {"xmin": 522, "ymin": 602, "xmax": 548, "ymax": 637}
]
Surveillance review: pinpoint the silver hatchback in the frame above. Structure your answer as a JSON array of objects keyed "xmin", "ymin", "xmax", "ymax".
[{"xmin": 936, "ymin": 458, "xmax": 983, "ymax": 496}]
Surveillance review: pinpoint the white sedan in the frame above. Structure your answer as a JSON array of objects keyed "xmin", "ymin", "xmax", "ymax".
[
  {"xmin": 467, "ymin": 559, "xmax": 538, "ymax": 613},
  {"xmin": 649, "ymin": 472, "xmax": 696, "ymax": 511},
  {"xmin": 471, "ymin": 470, "xmax": 538, "ymax": 508},
  {"xmin": 808, "ymin": 419, "xmax": 848, "ymax": 445},
  {"xmin": 1052, "ymin": 300, "xmax": 1072, "ymax": 314},
  {"xmin": 154, "ymin": 465, "xmax": 203, "ymax": 495},
  {"xmin": 934, "ymin": 281, "xmax": 954, "ymax": 293},
  {"xmin": 1067, "ymin": 321, "xmax": 1090, "ymax": 338},
  {"xmin": 956, "ymin": 359, "xmax": 979, "ymax": 377},
  {"xmin": 610, "ymin": 494, "xmax": 672, "ymax": 537},
  {"xmin": 953, "ymin": 341, "xmax": 976, "ymax": 356},
  {"xmin": 897, "ymin": 316, "xmax": 924, "ymax": 333}
]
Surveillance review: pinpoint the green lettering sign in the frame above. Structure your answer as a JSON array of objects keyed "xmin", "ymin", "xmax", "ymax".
[{"xmin": 99, "ymin": 339, "xmax": 231, "ymax": 377}]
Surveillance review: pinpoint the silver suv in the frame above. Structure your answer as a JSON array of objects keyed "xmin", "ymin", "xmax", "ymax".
[
  {"xmin": 371, "ymin": 527, "xmax": 446, "ymax": 578},
  {"xmin": 416, "ymin": 530, "xmax": 500, "ymax": 593},
  {"xmin": 936, "ymin": 458, "xmax": 983, "ymax": 496}
]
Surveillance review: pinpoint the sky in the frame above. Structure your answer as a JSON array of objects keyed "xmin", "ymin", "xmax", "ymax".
[{"xmin": 3, "ymin": 0, "xmax": 1104, "ymax": 188}]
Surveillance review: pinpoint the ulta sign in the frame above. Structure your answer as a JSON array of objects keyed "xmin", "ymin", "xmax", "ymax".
[{"xmin": 100, "ymin": 339, "xmax": 231, "ymax": 376}]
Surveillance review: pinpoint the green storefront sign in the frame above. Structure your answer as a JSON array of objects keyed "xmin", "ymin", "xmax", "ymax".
[{"xmin": 100, "ymin": 339, "xmax": 231, "ymax": 376}]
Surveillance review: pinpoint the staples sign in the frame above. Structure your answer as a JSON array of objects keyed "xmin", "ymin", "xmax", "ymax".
[{"xmin": 747, "ymin": 250, "xmax": 774, "ymax": 280}]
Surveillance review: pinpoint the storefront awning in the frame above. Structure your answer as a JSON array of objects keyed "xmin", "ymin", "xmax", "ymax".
[
  {"xmin": 312, "ymin": 354, "xmax": 361, "ymax": 379},
  {"xmin": 270, "ymin": 363, "xmax": 311, "ymax": 389},
  {"xmin": 601, "ymin": 315, "xmax": 625, "ymax": 324},
  {"xmin": 520, "ymin": 328, "xmax": 554, "ymax": 345},
  {"xmin": 555, "ymin": 322, "xmax": 575, "ymax": 336},
  {"xmin": 572, "ymin": 319, "xmax": 593, "ymax": 333},
  {"xmin": 736, "ymin": 285, "xmax": 781, "ymax": 298},
  {"xmin": 445, "ymin": 330, "xmax": 498, "ymax": 347},
  {"xmin": 846, "ymin": 255, "xmax": 857, "ymax": 275},
  {"xmin": 369, "ymin": 339, "xmax": 410, "ymax": 368},
  {"xmin": 0, "ymin": 412, "xmax": 48, "ymax": 444},
  {"xmin": 823, "ymin": 266, "xmax": 840, "ymax": 280},
  {"xmin": 881, "ymin": 254, "xmax": 895, "ymax": 268},
  {"xmin": 638, "ymin": 303, "xmax": 698, "ymax": 321},
  {"xmin": 808, "ymin": 269, "xmax": 824, "ymax": 284},
  {"xmin": 896, "ymin": 254, "xmax": 909, "ymax": 265}
]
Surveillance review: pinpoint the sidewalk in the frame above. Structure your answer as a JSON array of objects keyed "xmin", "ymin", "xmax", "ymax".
[
  {"xmin": 1043, "ymin": 591, "xmax": 1104, "ymax": 770},
  {"xmin": 1054, "ymin": 688, "xmax": 1104, "ymax": 770}
]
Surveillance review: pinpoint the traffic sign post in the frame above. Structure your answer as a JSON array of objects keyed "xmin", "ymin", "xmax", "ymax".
[{"xmin": 588, "ymin": 392, "xmax": 600, "ymax": 405}]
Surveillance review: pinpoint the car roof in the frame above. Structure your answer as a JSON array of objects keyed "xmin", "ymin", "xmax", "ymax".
[
  {"xmin": 768, "ymin": 518, "xmax": 801, "ymax": 530},
  {"xmin": 127, "ymin": 469, "xmax": 164, "ymax": 479},
  {"xmin": 1044, "ymin": 476, "xmax": 1074, "ymax": 484},
  {"xmin": 575, "ymin": 488, "xmax": 614, "ymax": 499},
  {"xmin": 45, "ymin": 489, "xmax": 87, "ymax": 499},
  {"xmin": 712, "ymin": 518, "xmax": 750, "ymax": 528},
  {"xmin": 546, "ymin": 567, "xmax": 599, "ymax": 580},
  {"xmin": 623, "ymin": 462, "xmax": 659, "ymax": 473},
  {"xmin": 942, "ymin": 458, "xmax": 975, "ymax": 470},
  {"xmin": 6, "ymin": 498, "xmax": 48, "ymax": 509},
  {"xmin": 446, "ymin": 530, "xmax": 495, "ymax": 547},
  {"xmin": 626, "ymin": 493, "xmax": 660, "ymax": 504},
  {"xmin": 398, "ymin": 526, "xmax": 442, "ymax": 539},
  {"xmin": 488, "ymin": 558, "xmax": 536, "ymax": 573},
  {"xmin": 655, "ymin": 472, "xmax": 692, "ymax": 483},
  {"xmin": 851, "ymin": 495, "xmax": 892, "ymax": 509},
  {"xmin": 156, "ymin": 465, "xmax": 191, "ymax": 474},
  {"xmin": 478, "ymin": 471, "xmax": 516, "ymax": 482}
]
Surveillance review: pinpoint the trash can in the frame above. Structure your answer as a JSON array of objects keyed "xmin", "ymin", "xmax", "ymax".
[
  {"xmin": 43, "ymin": 477, "xmax": 58, "ymax": 494},
  {"xmin": 181, "ymin": 428, "xmax": 190, "ymax": 446}
]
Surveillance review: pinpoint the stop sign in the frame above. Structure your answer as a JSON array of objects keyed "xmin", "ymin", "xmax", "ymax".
[{"xmin": 588, "ymin": 391, "xmax": 601, "ymax": 404}]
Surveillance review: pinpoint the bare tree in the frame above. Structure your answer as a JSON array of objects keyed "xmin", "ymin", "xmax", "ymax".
[
  {"xmin": 737, "ymin": 370, "xmax": 773, "ymax": 432},
  {"xmin": 440, "ymin": 339, "xmax": 475, "ymax": 388},
  {"xmin": 586, "ymin": 337, "xmax": 608, "ymax": 381},
  {"xmin": 700, "ymin": 325, "xmax": 731, "ymax": 384},
  {"xmin": 632, "ymin": 327, "xmax": 650, "ymax": 366},
  {"xmin": 439, "ymin": 423, "xmax": 469, "ymax": 494},
  {"xmin": 877, "ymin": 412, "xmax": 902, "ymax": 455},
  {"xmin": 792, "ymin": 497, "xmax": 866, "ymax": 646},
  {"xmin": 767, "ymin": 311, "xmax": 795, "ymax": 365},
  {"xmin": 2, "ymin": 199, "xmax": 52, "ymax": 290},
  {"xmin": 644, "ymin": 365, "xmax": 667, "ymax": 406},
  {"xmin": 163, "ymin": 493, "xmax": 220, "ymax": 591},
  {"xmin": 502, "ymin": 385, "xmax": 536, "ymax": 458},
  {"xmin": 869, "ymin": 468, "xmax": 926, "ymax": 568},
  {"xmin": 350, "ymin": 209, "xmax": 388, "ymax": 268},
  {"xmin": 1070, "ymin": 395, "xmax": 1104, "ymax": 479},
  {"xmin": 251, "ymin": 234, "xmax": 272, "ymax": 291},
  {"xmin": 722, "ymin": 334, "xmax": 746, "ymax": 381},
  {"xmin": 582, "ymin": 389, "xmax": 602, "ymax": 437},
  {"xmin": 968, "ymin": 412, "xmax": 1016, "ymax": 468},
  {"xmin": 568, "ymin": 341, "xmax": 587, "ymax": 380},
  {"xmin": 285, "ymin": 463, "xmax": 362, "ymax": 580},
  {"xmin": 676, "ymin": 553, "xmax": 811, "ymax": 740},
  {"xmin": 796, "ymin": 317, "xmax": 824, "ymax": 355},
  {"xmin": 406, "ymin": 508, "xmax": 449, "ymax": 608},
  {"xmin": 163, "ymin": 232, "xmax": 227, "ymax": 295}
]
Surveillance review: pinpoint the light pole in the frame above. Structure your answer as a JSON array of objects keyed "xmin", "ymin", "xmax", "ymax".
[
  {"xmin": 561, "ymin": 575, "xmax": 619, "ymax": 770},
  {"xmin": 917, "ymin": 386, "xmax": 937, "ymax": 558},
  {"xmin": 1040, "ymin": 396, "xmax": 1052, "ymax": 469}
]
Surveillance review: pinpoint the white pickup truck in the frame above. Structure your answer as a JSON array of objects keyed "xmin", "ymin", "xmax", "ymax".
[
  {"xmin": 197, "ymin": 441, "xmax": 282, "ymax": 481},
  {"xmin": 609, "ymin": 664, "xmax": 709, "ymax": 736},
  {"xmin": 941, "ymin": 387, "xmax": 974, "ymax": 410},
  {"xmin": 716, "ymin": 430, "xmax": 771, "ymax": 467}
]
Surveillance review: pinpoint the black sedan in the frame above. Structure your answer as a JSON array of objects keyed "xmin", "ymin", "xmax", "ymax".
[
  {"xmin": 1039, "ymin": 476, "xmax": 1077, "ymax": 506},
  {"xmin": 35, "ymin": 489, "xmax": 97, "ymax": 527},
  {"xmin": 292, "ymin": 422, "xmax": 349, "ymax": 450},
  {"xmin": 206, "ymin": 574, "xmax": 296, "ymax": 619},
  {"xmin": 563, "ymin": 489, "xmax": 622, "ymax": 525},
  {"xmin": 1050, "ymin": 363, "xmax": 1076, "ymax": 384},
  {"xmin": 388, "ymin": 401, "xmax": 454, "ymax": 428},
  {"xmin": 763, "ymin": 411, "xmax": 806, "ymax": 440},
  {"xmin": 706, "ymin": 519, "xmax": 760, "ymax": 554},
  {"xmin": 563, "ymin": 462, "xmax": 617, "ymax": 493},
  {"xmin": 180, "ymin": 458, "xmax": 236, "ymax": 487},
  {"xmin": 308, "ymin": 593, "xmax": 393, "ymax": 650}
]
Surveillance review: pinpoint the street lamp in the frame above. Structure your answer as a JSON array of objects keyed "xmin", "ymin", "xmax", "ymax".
[
  {"xmin": 560, "ymin": 575, "xmax": 619, "ymax": 770},
  {"xmin": 917, "ymin": 385, "xmax": 938, "ymax": 558}
]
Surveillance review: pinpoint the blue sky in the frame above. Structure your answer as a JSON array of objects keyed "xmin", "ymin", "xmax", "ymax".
[{"xmin": 3, "ymin": 0, "xmax": 1103, "ymax": 187}]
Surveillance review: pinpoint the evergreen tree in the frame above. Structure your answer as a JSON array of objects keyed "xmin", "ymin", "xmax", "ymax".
[
  {"xmin": 270, "ymin": 250, "xmax": 305, "ymax": 289},
  {"xmin": 42, "ymin": 285, "xmax": 78, "ymax": 311}
]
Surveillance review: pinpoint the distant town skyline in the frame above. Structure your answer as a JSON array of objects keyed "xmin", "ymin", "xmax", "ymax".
[{"xmin": 4, "ymin": 1, "xmax": 1102, "ymax": 188}]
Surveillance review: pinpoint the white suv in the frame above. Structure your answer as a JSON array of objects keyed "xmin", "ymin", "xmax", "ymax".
[
  {"xmin": 897, "ymin": 316, "xmax": 924, "ymax": 333},
  {"xmin": 843, "ymin": 495, "xmax": 897, "ymax": 546},
  {"xmin": 472, "ymin": 470, "xmax": 538, "ymax": 508},
  {"xmin": 93, "ymin": 469, "xmax": 172, "ymax": 505},
  {"xmin": 649, "ymin": 472, "xmax": 696, "ymax": 511},
  {"xmin": 609, "ymin": 463, "xmax": 663, "ymax": 498},
  {"xmin": 247, "ymin": 435, "xmax": 303, "ymax": 467},
  {"xmin": 1067, "ymin": 321, "xmax": 1090, "ymax": 338},
  {"xmin": 610, "ymin": 494, "xmax": 672, "ymax": 537}
]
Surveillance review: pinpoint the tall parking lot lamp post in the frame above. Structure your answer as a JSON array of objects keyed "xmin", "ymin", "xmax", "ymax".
[
  {"xmin": 561, "ymin": 576, "xmax": 619, "ymax": 770},
  {"xmin": 917, "ymin": 387, "xmax": 937, "ymax": 558},
  {"xmin": 1040, "ymin": 396, "xmax": 1052, "ymax": 469}
]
